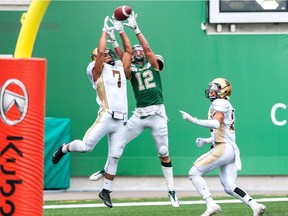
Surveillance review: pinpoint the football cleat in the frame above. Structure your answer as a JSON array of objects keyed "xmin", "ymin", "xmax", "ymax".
[
  {"xmin": 52, "ymin": 144, "xmax": 66, "ymax": 164},
  {"xmin": 89, "ymin": 169, "xmax": 105, "ymax": 181},
  {"xmin": 201, "ymin": 203, "xmax": 221, "ymax": 216},
  {"xmin": 99, "ymin": 189, "xmax": 113, "ymax": 208},
  {"xmin": 252, "ymin": 203, "xmax": 266, "ymax": 216},
  {"xmin": 168, "ymin": 190, "xmax": 180, "ymax": 208}
]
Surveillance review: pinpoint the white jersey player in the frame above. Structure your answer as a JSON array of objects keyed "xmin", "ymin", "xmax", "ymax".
[
  {"xmin": 52, "ymin": 16, "xmax": 132, "ymax": 208},
  {"xmin": 180, "ymin": 78, "xmax": 266, "ymax": 216},
  {"xmin": 86, "ymin": 56, "xmax": 128, "ymax": 117}
]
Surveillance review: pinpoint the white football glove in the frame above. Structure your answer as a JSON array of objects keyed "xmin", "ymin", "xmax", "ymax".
[
  {"xmin": 196, "ymin": 138, "xmax": 207, "ymax": 147},
  {"xmin": 109, "ymin": 18, "xmax": 124, "ymax": 34},
  {"xmin": 106, "ymin": 28, "xmax": 119, "ymax": 48},
  {"xmin": 123, "ymin": 11, "xmax": 141, "ymax": 35},
  {"xmin": 179, "ymin": 110, "xmax": 198, "ymax": 124},
  {"xmin": 106, "ymin": 28, "xmax": 116, "ymax": 42},
  {"xmin": 102, "ymin": 16, "xmax": 113, "ymax": 33}
]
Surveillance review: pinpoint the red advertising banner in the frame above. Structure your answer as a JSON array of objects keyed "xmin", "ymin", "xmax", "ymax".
[{"xmin": 0, "ymin": 58, "xmax": 46, "ymax": 216}]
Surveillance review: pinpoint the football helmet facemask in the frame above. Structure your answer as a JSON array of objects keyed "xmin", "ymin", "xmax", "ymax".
[
  {"xmin": 132, "ymin": 44, "xmax": 144, "ymax": 62},
  {"xmin": 205, "ymin": 78, "xmax": 232, "ymax": 101},
  {"xmin": 90, "ymin": 48, "xmax": 116, "ymax": 66}
]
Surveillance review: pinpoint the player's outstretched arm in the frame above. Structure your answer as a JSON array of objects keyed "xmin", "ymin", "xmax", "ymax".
[
  {"xmin": 120, "ymin": 32, "xmax": 132, "ymax": 79},
  {"xmin": 108, "ymin": 18, "xmax": 125, "ymax": 60},
  {"xmin": 179, "ymin": 110, "xmax": 221, "ymax": 129},
  {"xmin": 124, "ymin": 11, "xmax": 159, "ymax": 70},
  {"xmin": 93, "ymin": 16, "xmax": 111, "ymax": 82}
]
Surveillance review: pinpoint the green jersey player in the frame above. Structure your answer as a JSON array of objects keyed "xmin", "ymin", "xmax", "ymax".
[{"xmin": 90, "ymin": 11, "xmax": 180, "ymax": 209}]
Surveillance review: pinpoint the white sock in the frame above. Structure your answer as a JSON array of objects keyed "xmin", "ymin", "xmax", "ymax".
[
  {"xmin": 161, "ymin": 165, "xmax": 174, "ymax": 191},
  {"xmin": 103, "ymin": 178, "xmax": 113, "ymax": 191},
  {"xmin": 62, "ymin": 144, "xmax": 68, "ymax": 153}
]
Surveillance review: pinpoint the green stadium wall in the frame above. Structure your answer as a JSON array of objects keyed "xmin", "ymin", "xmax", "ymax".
[{"xmin": 1, "ymin": 0, "xmax": 287, "ymax": 177}]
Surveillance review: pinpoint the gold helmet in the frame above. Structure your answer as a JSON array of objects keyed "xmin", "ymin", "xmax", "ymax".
[
  {"xmin": 90, "ymin": 48, "xmax": 116, "ymax": 65},
  {"xmin": 205, "ymin": 78, "xmax": 232, "ymax": 101},
  {"xmin": 90, "ymin": 48, "xmax": 98, "ymax": 61}
]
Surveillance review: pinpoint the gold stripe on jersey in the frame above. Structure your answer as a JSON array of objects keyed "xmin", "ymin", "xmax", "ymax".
[
  {"xmin": 96, "ymin": 75, "xmax": 109, "ymax": 110},
  {"xmin": 195, "ymin": 143, "xmax": 226, "ymax": 167},
  {"xmin": 83, "ymin": 109, "xmax": 105, "ymax": 142}
]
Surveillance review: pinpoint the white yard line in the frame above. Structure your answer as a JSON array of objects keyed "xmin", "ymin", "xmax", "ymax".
[{"xmin": 43, "ymin": 197, "xmax": 288, "ymax": 209}]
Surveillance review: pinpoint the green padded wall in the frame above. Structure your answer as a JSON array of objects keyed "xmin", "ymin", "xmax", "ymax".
[
  {"xmin": 44, "ymin": 118, "xmax": 70, "ymax": 189},
  {"xmin": 1, "ymin": 1, "xmax": 287, "ymax": 176}
]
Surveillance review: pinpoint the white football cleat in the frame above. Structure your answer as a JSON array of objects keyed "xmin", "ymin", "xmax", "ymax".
[
  {"xmin": 89, "ymin": 169, "xmax": 105, "ymax": 181},
  {"xmin": 201, "ymin": 203, "xmax": 221, "ymax": 216},
  {"xmin": 252, "ymin": 203, "xmax": 266, "ymax": 216},
  {"xmin": 168, "ymin": 190, "xmax": 180, "ymax": 208}
]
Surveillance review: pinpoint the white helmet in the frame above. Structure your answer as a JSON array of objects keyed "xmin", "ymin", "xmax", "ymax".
[
  {"xmin": 205, "ymin": 78, "xmax": 232, "ymax": 101},
  {"xmin": 132, "ymin": 44, "xmax": 144, "ymax": 62}
]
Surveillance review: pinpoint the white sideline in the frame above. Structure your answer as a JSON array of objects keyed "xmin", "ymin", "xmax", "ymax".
[{"xmin": 43, "ymin": 197, "xmax": 288, "ymax": 209}]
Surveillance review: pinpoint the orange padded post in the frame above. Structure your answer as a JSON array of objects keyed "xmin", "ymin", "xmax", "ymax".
[{"xmin": 0, "ymin": 58, "xmax": 46, "ymax": 216}]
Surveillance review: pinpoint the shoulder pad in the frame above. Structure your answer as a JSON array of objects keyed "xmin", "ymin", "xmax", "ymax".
[
  {"xmin": 115, "ymin": 59, "xmax": 122, "ymax": 67},
  {"xmin": 211, "ymin": 99, "xmax": 230, "ymax": 112}
]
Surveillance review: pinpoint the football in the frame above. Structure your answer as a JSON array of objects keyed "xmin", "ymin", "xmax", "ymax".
[{"xmin": 113, "ymin": 5, "xmax": 132, "ymax": 21}]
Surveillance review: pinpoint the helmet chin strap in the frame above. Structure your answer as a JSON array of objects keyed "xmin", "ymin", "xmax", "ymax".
[
  {"xmin": 106, "ymin": 59, "xmax": 115, "ymax": 66},
  {"xmin": 134, "ymin": 55, "xmax": 144, "ymax": 62}
]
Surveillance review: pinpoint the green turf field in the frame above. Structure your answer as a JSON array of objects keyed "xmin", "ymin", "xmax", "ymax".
[{"xmin": 44, "ymin": 196, "xmax": 288, "ymax": 216}]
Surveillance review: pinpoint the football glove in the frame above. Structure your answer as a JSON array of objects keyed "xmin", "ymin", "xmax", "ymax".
[
  {"xmin": 123, "ymin": 11, "xmax": 141, "ymax": 35},
  {"xmin": 106, "ymin": 28, "xmax": 116, "ymax": 42},
  {"xmin": 179, "ymin": 110, "xmax": 220, "ymax": 129},
  {"xmin": 102, "ymin": 16, "xmax": 113, "ymax": 33},
  {"xmin": 106, "ymin": 28, "xmax": 119, "ymax": 48},
  {"xmin": 110, "ymin": 18, "xmax": 124, "ymax": 34},
  {"xmin": 179, "ymin": 110, "xmax": 198, "ymax": 124},
  {"xmin": 195, "ymin": 137, "xmax": 213, "ymax": 148}
]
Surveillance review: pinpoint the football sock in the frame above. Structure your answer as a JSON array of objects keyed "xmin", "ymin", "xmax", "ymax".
[
  {"xmin": 190, "ymin": 175, "xmax": 211, "ymax": 200},
  {"xmin": 161, "ymin": 161, "xmax": 174, "ymax": 191},
  {"xmin": 103, "ymin": 178, "xmax": 113, "ymax": 191},
  {"xmin": 62, "ymin": 145, "xmax": 68, "ymax": 153}
]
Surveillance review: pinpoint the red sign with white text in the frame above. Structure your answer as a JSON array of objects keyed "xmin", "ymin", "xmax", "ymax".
[{"xmin": 0, "ymin": 58, "xmax": 46, "ymax": 216}]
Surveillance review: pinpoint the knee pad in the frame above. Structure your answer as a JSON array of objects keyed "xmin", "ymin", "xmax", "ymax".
[
  {"xmin": 188, "ymin": 166, "xmax": 202, "ymax": 179},
  {"xmin": 109, "ymin": 142, "xmax": 125, "ymax": 159},
  {"xmin": 223, "ymin": 184, "xmax": 236, "ymax": 196},
  {"xmin": 158, "ymin": 146, "xmax": 168, "ymax": 157}
]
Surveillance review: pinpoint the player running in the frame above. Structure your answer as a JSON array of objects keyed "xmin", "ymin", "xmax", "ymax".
[{"xmin": 180, "ymin": 78, "xmax": 266, "ymax": 216}]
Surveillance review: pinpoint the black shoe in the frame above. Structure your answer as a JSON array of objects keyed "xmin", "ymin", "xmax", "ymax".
[
  {"xmin": 52, "ymin": 144, "xmax": 66, "ymax": 164},
  {"xmin": 99, "ymin": 189, "xmax": 113, "ymax": 208}
]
